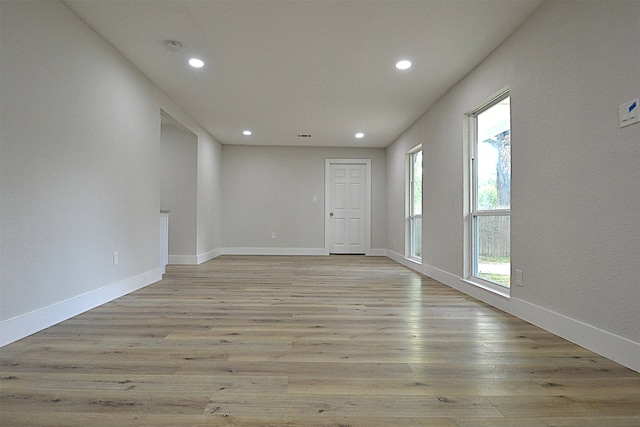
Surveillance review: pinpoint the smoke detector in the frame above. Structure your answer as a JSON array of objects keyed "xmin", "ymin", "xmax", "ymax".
[{"xmin": 163, "ymin": 40, "xmax": 182, "ymax": 52}]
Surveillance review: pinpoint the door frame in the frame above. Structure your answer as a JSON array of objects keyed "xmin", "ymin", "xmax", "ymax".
[{"xmin": 324, "ymin": 159, "xmax": 372, "ymax": 255}]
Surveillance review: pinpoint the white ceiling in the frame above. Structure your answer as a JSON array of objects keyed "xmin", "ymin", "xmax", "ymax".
[{"xmin": 65, "ymin": 0, "xmax": 543, "ymax": 148}]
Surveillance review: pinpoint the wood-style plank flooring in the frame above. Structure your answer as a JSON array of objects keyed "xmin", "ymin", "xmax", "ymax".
[{"xmin": 1, "ymin": 255, "xmax": 639, "ymax": 426}]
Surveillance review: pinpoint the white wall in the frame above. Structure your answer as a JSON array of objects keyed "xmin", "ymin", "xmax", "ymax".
[
  {"xmin": 160, "ymin": 123, "xmax": 198, "ymax": 263},
  {"xmin": 386, "ymin": 0, "xmax": 640, "ymax": 371},
  {"xmin": 0, "ymin": 1, "xmax": 223, "ymax": 345},
  {"xmin": 222, "ymin": 145, "xmax": 386, "ymax": 254},
  {"xmin": 196, "ymin": 130, "xmax": 224, "ymax": 262}
]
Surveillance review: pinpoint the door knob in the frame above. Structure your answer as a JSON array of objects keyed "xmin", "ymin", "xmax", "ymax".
[{"xmin": 330, "ymin": 212, "xmax": 334, "ymax": 217}]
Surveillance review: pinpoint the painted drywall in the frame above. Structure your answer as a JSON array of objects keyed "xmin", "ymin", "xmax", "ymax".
[
  {"xmin": 0, "ymin": 1, "xmax": 223, "ymax": 343},
  {"xmin": 386, "ymin": 0, "xmax": 639, "ymax": 369},
  {"xmin": 222, "ymin": 145, "xmax": 386, "ymax": 253},
  {"xmin": 196, "ymin": 130, "xmax": 223, "ymax": 262},
  {"xmin": 160, "ymin": 123, "xmax": 198, "ymax": 262},
  {"xmin": 1, "ymin": 0, "xmax": 160, "ymax": 322}
]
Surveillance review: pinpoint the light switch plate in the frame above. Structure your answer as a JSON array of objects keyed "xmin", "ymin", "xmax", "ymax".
[{"xmin": 619, "ymin": 98, "xmax": 639, "ymax": 128}]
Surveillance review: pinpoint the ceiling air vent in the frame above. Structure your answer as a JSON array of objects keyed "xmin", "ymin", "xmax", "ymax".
[{"xmin": 296, "ymin": 134, "xmax": 312, "ymax": 138}]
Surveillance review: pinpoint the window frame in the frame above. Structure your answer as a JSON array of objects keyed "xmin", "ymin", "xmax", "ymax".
[
  {"xmin": 407, "ymin": 145, "xmax": 422, "ymax": 262},
  {"xmin": 468, "ymin": 91, "xmax": 511, "ymax": 293}
]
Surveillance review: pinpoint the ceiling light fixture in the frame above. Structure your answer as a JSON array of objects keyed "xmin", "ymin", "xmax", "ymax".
[
  {"xmin": 243, "ymin": 130, "xmax": 252, "ymax": 136},
  {"xmin": 189, "ymin": 58, "xmax": 205, "ymax": 68},
  {"xmin": 395, "ymin": 60, "xmax": 412, "ymax": 70},
  {"xmin": 355, "ymin": 132, "xmax": 365, "ymax": 139}
]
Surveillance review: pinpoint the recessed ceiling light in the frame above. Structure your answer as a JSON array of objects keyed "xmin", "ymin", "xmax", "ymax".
[
  {"xmin": 243, "ymin": 130, "xmax": 252, "ymax": 136},
  {"xmin": 395, "ymin": 60, "xmax": 412, "ymax": 70},
  {"xmin": 188, "ymin": 58, "xmax": 205, "ymax": 68},
  {"xmin": 355, "ymin": 132, "xmax": 365, "ymax": 139}
]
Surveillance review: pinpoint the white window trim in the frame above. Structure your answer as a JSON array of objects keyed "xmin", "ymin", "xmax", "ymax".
[
  {"xmin": 407, "ymin": 145, "xmax": 422, "ymax": 262},
  {"xmin": 464, "ymin": 88, "xmax": 511, "ymax": 297}
]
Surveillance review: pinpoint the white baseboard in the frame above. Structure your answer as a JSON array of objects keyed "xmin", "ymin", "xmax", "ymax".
[
  {"xmin": 366, "ymin": 248, "xmax": 387, "ymax": 256},
  {"xmin": 385, "ymin": 249, "xmax": 407, "ymax": 263},
  {"xmin": 197, "ymin": 247, "xmax": 223, "ymax": 264},
  {"xmin": 510, "ymin": 297, "xmax": 640, "ymax": 373},
  {"xmin": 199, "ymin": 247, "xmax": 388, "ymax": 258},
  {"xmin": 0, "ymin": 268, "xmax": 162, "ymax": 347},
  {"xmin": 168, "ymin": 254, "xmax": 198, "ymax": 265},
  {"xmin": 176, "ymin": 247, "xmax": 386, "ymax": 263},
  {"xmin": 167, "ymin": 248, "xmax": 223, "ymax": 266},
  {"xmin": 385, "ymin": 249, "xmax": 639, "ymax": 373},
  {"xmin": 223, "ymin": 247, "xmax": 327, "ymax": 256}
]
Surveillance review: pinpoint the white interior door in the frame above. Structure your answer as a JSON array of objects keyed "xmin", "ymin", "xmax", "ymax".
[{"xmin": 326, "ymin": 160, "xmax": 370, "ymax": 254}]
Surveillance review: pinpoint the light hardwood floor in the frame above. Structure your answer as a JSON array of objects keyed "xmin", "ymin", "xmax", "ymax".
[{"xmin": 1, "ymin": 255, "xmax": 639, "ymax": 426}]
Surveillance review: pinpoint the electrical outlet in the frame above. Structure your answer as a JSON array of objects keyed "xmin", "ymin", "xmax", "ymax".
[
  {"xmin": 113, "ymin": 251, "xmax": 119, "ymax": 266},
  {"xmin": 271, "ymin": 232, "xmax": 276, "ymax": 239},
  {"xmin": 515, "ymin": 269, "xmax": 523, "ymax": 287}
]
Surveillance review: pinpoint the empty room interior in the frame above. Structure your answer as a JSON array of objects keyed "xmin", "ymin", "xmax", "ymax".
[{"xmin": 1, "ymin": 0, "xmax": 639, "ymax": 425}]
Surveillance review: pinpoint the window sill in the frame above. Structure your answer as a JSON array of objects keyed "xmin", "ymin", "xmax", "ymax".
[{"xmin": 405, "ymin": 256, "xmax": 421, "ymax": 265}]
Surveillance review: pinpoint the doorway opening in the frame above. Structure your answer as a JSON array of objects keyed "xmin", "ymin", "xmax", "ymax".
[{"xmin": 160, "ymin": 110, "xmax": 198, "ymax": 264}]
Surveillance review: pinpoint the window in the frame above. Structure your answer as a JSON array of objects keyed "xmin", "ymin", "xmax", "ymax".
[
  {"xmin": 408, "ymin": 146, "xmax": 422, "ymax": 261},
  {"xmin": 471, "ymin": 94, "xmax": 510, "ymax": 287}
]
